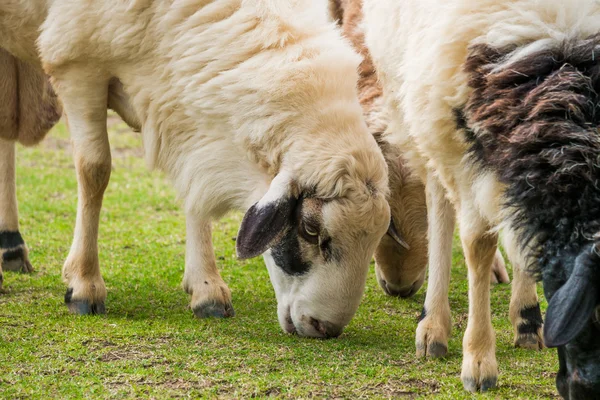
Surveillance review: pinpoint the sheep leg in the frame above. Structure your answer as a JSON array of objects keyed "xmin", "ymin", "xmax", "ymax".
[
  {"xmin": 490, "ymin": 248, "xmax": 510, "ymax": 284},
  {"xmin": 54, "ymin": 72, "xmax": 110, "ymax": 315},
  {"xmin": 415, "ymin": 174, "xmax": 454, "ymax": 358},
  {"xmin": 459, "ymin": 206, "xmax": 498, "ymax": 392},
  {"xmin": 0, "ymin": 138, "xmax": 33, "ymax": 289},
  {"xmin": 503, "ymin": 228, "xmax": 544, "ymax": 349},
  {"xmin": 182, "ymin": 215, "xmax": 234, "ymax": 318}
]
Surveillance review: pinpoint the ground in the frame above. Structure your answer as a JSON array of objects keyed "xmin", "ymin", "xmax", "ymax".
[{"xmin": 0, "ymin": 117, "xmax": 558, "ymax": 399}]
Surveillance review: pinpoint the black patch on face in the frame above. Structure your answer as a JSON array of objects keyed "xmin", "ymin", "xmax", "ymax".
[
  {"xmin": 271, "ymin": 227, "xmax": 312, "ymax": 276},
  {"xmin": 2, "ymin": 248, "xmax": 24, "ymax": 263},
  {"xmin": 0, "ymin": 231, "xmax": 25, "ymax": 249},
  {"xmin": 517, "ymin": 304, "xmax": 543, "ymax": 335},
  {"xmin": 270, "ymin": 197, "xmax": 312, "ymax": 276}
]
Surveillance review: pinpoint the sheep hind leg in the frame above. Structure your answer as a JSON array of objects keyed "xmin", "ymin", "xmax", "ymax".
[
  {"xmin": 459, "ymin": 207, "xmax": 498, "ymax": 393},
  {"xmin": 490, "ymin": 248, "xmax": 510, "ymax": 284},
  {"xmin": 415, "ymin": 174, "xmax": 454, "ymax": 358},
  {"xmin": 0, "ymin": 139, "xmax": 33, "ymax": 289},
  {"xmin": 53, "ymin": 71, "xmax": 111, "ymax": 315},
  {"xmin": 503, "ymin": 228, "xmax": 544, "ymax": 350},
  {"xmin": 182, "ymin": 214, "xmax": 234, "ymax": 319}
]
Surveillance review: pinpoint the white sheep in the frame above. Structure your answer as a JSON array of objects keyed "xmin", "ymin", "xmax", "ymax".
[
  {"xmin": 329, "ymin": 0, "xmax": 512, "ymax": 300},
  {"xmin": 1, "ymin": 0, "xmax": 391, "ymax": 339},
  {"xmin": 364, "ymin": 0, "xmax": 600, "ymax": 394}
]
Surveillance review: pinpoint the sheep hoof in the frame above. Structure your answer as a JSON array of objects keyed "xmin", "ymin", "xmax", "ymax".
[
  {"xmin": 416, "ymin": 340, "xmax": 447, "ymax": 358},
  {"xmin": 193, "ymin": 301, "xmax": 235, "ymax": 318},
  {"xmin": 64, "ymin": 288, "xmax": 106, "ymax": 315},
  {"xmin": 515, "ymin": 332, "xmax": 544, "ymax": 350},
  {"xmin": 461, "ymin": 351, "xmax": 498, "ymax": 392},
  {"xmin": 415, "ymin": 309, "xmax": 451, "ymax": 358},
  {"xmin": 1, "ymin": 246, "xmax": 33, "ymax": 273},
  {"xmin": 462, "ymin": 376, "xmax": 497, "ymax": 393}
]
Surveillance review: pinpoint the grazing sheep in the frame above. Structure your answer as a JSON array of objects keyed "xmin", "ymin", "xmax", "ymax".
[
  {"xmin": 329, "ymin": 0, "xmax": 510, "ymax": 299},
  {"xmin": 1, "ymin": 0, "xmax": 391, "ymax": 338},
  {"xmin": 363, "ymin": 0, "xmax": 599, "ymax": 395}
]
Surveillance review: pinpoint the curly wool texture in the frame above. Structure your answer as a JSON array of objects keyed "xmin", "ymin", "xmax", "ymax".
[{"xmin": 462, "ymin": 34, "xmax": 600, "ymax": 274}]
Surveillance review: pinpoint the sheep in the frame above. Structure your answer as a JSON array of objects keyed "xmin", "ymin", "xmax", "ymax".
[
  {"xmin": 334, "ymin": 0, "xmax": 538, "ymax": 367},
  {"xmin": 329, "ymin": 0, "xmax": 510, "ymax": 299},
  {"xmin": 1, "ymin": 0, "xmax": 392, "ymax": 338},
  {"xmin": 363, "ymin": 0, "xmax": 600, "ymax": 395}
]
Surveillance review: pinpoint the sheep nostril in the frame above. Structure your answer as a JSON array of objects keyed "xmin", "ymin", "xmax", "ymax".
[
  {"xmin": 284, "ymin": 315, "xmax": 296, "ymax": 334},
  {"xmin": 309, "ymin": 318, "xmax": 342, "ymax": 338},
  {"xmin": 310, "ymin": 317, "xmax": 327, "ymax": 336}
]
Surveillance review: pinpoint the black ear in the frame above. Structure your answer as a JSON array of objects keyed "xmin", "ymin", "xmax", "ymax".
[
  {"xmin": 386, "ymin": 218, "xmax": 410, "ymax": 250},
  {"xmin": 544, "ymin": 244, "xmax": 600, "ymax": 347},
  {"xmin": 236, "ymin": 173, "xmax": 297, "ymax": 259}
]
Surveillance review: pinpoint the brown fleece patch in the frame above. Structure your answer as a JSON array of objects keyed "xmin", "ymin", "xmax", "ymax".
[
  {"xmin": 331, "ymin": 0, "xmax": 382, "ymax": 114},
  {"xmin": 0, "ymin": 48, "xmax": 62, "ymax": 146}
]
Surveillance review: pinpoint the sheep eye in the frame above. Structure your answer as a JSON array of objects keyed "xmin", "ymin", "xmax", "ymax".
[
  {"xmin": 300, "ymin": 221, "xmax": 319, "ymax": 244},
  {"xmin": 304, "ymin": 224, "xmax": 318, "ymax": 236}
]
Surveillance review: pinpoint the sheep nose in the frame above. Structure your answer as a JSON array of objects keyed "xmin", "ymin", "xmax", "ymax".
[
  {"xmin": 309, "ymin": 317, "xmax": 343, "ymax": 338},
  {"xmin": 380, "ymin": 279, "xmax": 419, "ymax": 298}
]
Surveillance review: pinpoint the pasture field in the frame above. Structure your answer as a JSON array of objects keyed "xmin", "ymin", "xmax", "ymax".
[{"xmin": 1, "ymin": 118, "xmax": 558, "ymax": 399}]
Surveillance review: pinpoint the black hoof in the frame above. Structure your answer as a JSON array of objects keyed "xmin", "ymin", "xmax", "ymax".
[
  {"xmin": 2, "ymin": 247, "xmax": 33, "ymax": 273},
  {"xmin": 416, "ymin": 341, "xmax": 448, "ymax": 358},
  {"xmin": 193, "ymin": 301, "xmax": 235, "ymax": 318},
  {"xmin": 462, "ymin": 376, "xmax": 497, "ymax": 393},
  {"xmin": 428, "ymin": 342, "xmax": 448, "ymax": 358},
  {"xmin": 64, "ymin": 288, "xmax": 106, "ymax": 315}
]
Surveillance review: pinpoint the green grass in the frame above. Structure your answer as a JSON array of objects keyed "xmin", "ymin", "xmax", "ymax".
[{"xmin": 0, "ymin": 118, "xmax": 558, "ymax": 399}]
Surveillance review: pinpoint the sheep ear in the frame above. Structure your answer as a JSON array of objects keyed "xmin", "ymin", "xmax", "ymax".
[
  {"xmin": 544, "ymin": 245, "xmax": 600, "ymax": 347},
  {"xmin": 387, "ymin": 218, "xmax": 410, "ymax": 250},
  {"xmin": 236, "ymin": 172, "xmax": 297, "ymax": 260}
]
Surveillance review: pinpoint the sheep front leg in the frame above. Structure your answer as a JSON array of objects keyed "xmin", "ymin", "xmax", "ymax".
[
  {"xmin": 182, "ymin": 215, "xmax": 234, "ymax": 318},
  {"xmin": 459, "ymin": 207, "xmax": 498, "ymax": 392},
  {"xmin": 503, "ymin": 228, "xmax": 544, "ymax": 349},
  {"xmin": 0, "ymin": 139, "xmax": 33, "ymax": 289},
  {"xmin": 416, "ymin": 174, "xmax": 454, "ymax": 358},
  {"xmin": 54, "ymin": 73, "xmax": 110, "ymax": 314}
]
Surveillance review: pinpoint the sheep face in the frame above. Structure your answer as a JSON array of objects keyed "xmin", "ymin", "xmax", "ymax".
[
  {"xmin": 236, "ymin": 170, "xmax": 390, "ymax": 338},
  {"xmin": 542, "ymin": 242, "xmax": 600, "ymax": 399},
  {"xmin": 463, "ymin": 34, "xmax": 600, "ymax": 397},
  {"xmin": 374, "ymin": 155, "xmax": 428, "ymax": 298}
]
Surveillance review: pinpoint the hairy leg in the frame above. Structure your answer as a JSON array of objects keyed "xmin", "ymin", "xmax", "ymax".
[
  {"xmin": 459, "ymin": 206, "xmax": 498, "ymax": 392},
  {"xmin": 182, "ymin": 214, "xmax": 234, "ymax": 318},
  {"xmin": 0, "ymin": 139, "xmax": 33, "ymax": 289},
  {"xmin": 416, "ymin": 174, "xmax": 454, "ymax": 358},
  {"xmin": 52, "ymin": 70, "xmax": 111, "ymax": 314},
  {"xmin": 503, "ymin": 228, "xmax": 544, "ymax": 349}
]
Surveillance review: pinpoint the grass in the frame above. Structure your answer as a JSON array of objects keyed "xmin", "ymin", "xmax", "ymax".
[{"xmin": 0, "ymin": 117, "xmax": 559, "ymax": 399}]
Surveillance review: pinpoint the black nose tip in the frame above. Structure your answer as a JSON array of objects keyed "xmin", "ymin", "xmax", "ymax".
[{"xmin": 309, "ymin": 318, "xmax": 343, "ymax": 338}]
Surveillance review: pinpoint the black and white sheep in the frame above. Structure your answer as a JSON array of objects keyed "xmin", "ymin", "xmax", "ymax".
[{"xmin": 364, "ymin": 0, "xmax": 600, "ymax": 396}]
